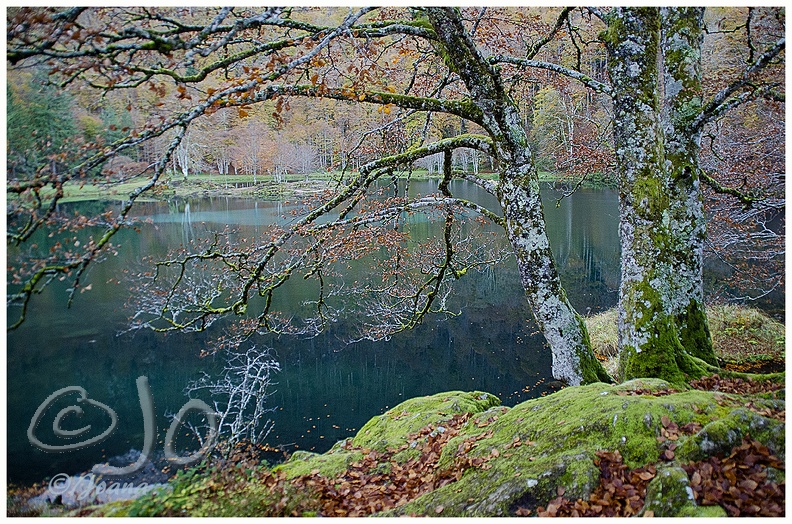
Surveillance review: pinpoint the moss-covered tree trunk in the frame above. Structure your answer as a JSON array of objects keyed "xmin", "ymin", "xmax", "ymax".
[
  {"xmin": 604, "ymin": 7, "xmax": 716, "ymax": 383},
  {"xmin": 659, "ymin": 7, "xmax": 717, "ymax": 366},
  {"xmin": 426, "ymin": 7, "xmax": 609, "ymax": 385}
]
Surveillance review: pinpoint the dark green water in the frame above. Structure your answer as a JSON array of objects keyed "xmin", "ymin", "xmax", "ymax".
[{"xmin": 7, "ymin": 181, "xmax": 621, "ymax": 485}]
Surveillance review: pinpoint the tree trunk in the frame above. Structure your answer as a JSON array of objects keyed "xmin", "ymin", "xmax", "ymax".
[
  {"xmin": 499, "ymin": 173, "xmax": 610, "ymax": 385},
  {"xmin": 659, "ymin": 7, "xmax": 717, "ymax": 365},
  {"xmin": 427, "ymin": 7, "xmax": 609, "ymax": 385},
  {"xmin": 604, "ymin": 7, "xmax": 714, "ymax": 383}
]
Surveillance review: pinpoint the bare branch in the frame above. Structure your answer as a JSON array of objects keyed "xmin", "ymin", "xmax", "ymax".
[
  {"xmin": 526, "ymin": 7, "xmax": 574, "ymax": 60},
  {"xmin": 693, "ymin": 36, "xmax": 785, "ymax": 131},
  {"xmin": 490, "ymin": 55, "xmax": 613, "ymax": 95}
]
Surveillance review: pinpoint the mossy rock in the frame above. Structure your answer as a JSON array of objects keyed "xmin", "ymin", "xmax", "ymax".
[
  {"xmin": 274, "ymin": 448, "xmax": 364, "ymax": 479},
  {"xmin": 640, "ymin": 466, "xmax": 695, "ymax": 517},
  {"xmin": 352, "ymin": 390, "xmax": 501, "ymax": 452},
  {"xmin": 385, "ymin": 451, "xmax": 602, "ymax": 517},
  {"xmin": 74, "ymin": 378, "xmax": 784, "ymax": 517},
  {"xmin": 676, "ymin": 407, "xmax": 785, "ymax": 462},
  {"xmin": 384, "ymin": 379, "xmax": 783, "ymax": 516},
  {"xmin": 276, "ymin": 390, "xmax": 500, "ymax": 479},
  {"xmin": 676, "ymin": 504, "xmax": 729, "ymax": 517}
]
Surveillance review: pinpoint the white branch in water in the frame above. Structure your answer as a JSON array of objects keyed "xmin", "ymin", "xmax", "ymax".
[{"xmin": 184, "ymin": 345, "xmax": 280, "ymax": 448}]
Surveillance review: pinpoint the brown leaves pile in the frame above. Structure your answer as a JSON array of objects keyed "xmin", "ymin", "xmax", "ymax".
[
  {"xmin": 689, "ymin": 374, "xmax": 785, "ymax": 421},
  {"xmin": 656, "ymin": 414, "xmax": 703, "ymax": 462},
  {"xmin": 518, "ymin": 437, "xmax": 785, "ymax": 518},
  {"xmin": 529, "ymin": 450, "xmax": 656, "ymax": 517},
  {"xmin": 616, "ymin": 387, "xmax": 679, "ymax": 397},
  {"xmin": 292, "ymin": 413, "xmax": 477, "ymax": 516},
  {"xmin": 149, "ymin": 411, "xmax": 508, "ymax": 517},
  {"xmin": 741, "ymin": 400, "xmax": 785, "ymax": 422},
  {"xmin": 614, "ymin": 374, "xmax": 783, "ymax": 401},
  {"xmin": 682, "ymin": 438, "xmax": 785, "ymax": 517},
  {"xmin": 689, "ymin": 374, "xmax": 784, "ymax": 396}
]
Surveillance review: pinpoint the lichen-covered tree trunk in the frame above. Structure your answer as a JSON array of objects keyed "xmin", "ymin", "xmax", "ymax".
[
  {"xmin": 604, "ymin": 7, "xmax": 714, "ymax": 383},
  {"xmin": 659, "ymin": 7, "xmax": 717, "ymax": 365},
  {"xmin": 426, "ymin": 7, "xmax": 609, "ymax": 385},
  {"xmin": 498, "ymin": 173, "xmax": 610, "ymax": 385}
]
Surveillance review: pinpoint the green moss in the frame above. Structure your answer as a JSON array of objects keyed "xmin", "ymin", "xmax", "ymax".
[
  {"xmin": 554, "ymin": 453, "xmax": 603, "ymax": 500},
  {"xmin": 274, "ymin": 391, "xmax": 500, "ymax": 481},
  {"xmin": 620, "ymin": 313, "xmax": 688, "ymax": 385},
  {"xmin": 620, "ymin": 281, "xmax": 714, "ymax": 385},
  {"xmin": 677, "ymin": 408, "xmax": 785, "ymax": 463},
  {"xmin": 388, "ymin": 380, "xmax": 740, "ymax": 516},
  {"xmin": 352, "ymin": 390, "xmax": 500, "ymax": 452},
  {"xmin": 632, "ymin": 177, "xmax": 670, "ymax": 220},
  {"xmin": 677, "ymin": 299, "xmax": 716, "ymax": 365},
  {"xmin": 274, "ymin": 448, "xmax": 364, "ymax": 479},
  {"xmin": 641, "ymin": 466, "xmax": 695, "ymax": 516},
  {"xmin": 676, "ymin": 504, "xmax": 728, "ymax": 517},
  {"xmin": 121, "ymin": 465, "xmax": 320, "ymax": 517}
]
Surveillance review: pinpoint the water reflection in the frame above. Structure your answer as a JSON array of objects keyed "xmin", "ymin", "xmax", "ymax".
[
  {"xmin": 7, "ymin": 181, "xmax": 620, "ymax": 484},
  {"xmin": 182, "ymin": 201, "xmax": 194, "ymax": 243}
]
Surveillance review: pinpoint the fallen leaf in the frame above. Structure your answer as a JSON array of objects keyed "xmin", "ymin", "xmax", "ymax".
[
  {"xmin": 690, "ymin": 471, "xmax": 701, "ymax": 486},
  {"xmin": 637, "ymin": 471, "xmax": 655, "ymax": 481}
]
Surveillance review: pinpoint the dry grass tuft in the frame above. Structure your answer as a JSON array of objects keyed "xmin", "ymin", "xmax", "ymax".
[{"xmin": 585, "ymin": 304, "xmax": 785, "ymax": 381}]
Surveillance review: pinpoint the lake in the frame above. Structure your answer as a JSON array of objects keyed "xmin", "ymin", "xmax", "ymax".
[{"xmin": 7, "ymin": 180, "xmax": 621, "ymax": 485}]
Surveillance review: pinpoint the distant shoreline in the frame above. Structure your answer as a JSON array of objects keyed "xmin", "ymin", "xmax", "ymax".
[{"xmin": 23, "ymin": 170, "xmax": 616, "ymax": 204}]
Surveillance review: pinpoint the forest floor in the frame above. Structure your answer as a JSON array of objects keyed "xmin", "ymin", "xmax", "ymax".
[{"xmin": 586, "ymin": 304, "xmax": 786, "ymax": 381}]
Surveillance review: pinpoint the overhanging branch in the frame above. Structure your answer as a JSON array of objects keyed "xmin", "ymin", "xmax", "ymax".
[
  {"xmin": 236, "ymin": 84, "xmax": 486, "ymax": 126},
  {"xmin": 698, "ymin": 169, "xmax": 758, "ymax": 209}
]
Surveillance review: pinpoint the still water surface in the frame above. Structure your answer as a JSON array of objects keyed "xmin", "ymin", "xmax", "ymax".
[{"xmin": 7, "ymin": 181, "xmax": 620, "ymax": 484}]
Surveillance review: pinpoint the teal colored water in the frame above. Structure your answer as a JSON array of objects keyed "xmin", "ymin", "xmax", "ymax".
[{"xmin": 7, "ymin": 181, "xmax": 621, "ymax": 485}]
